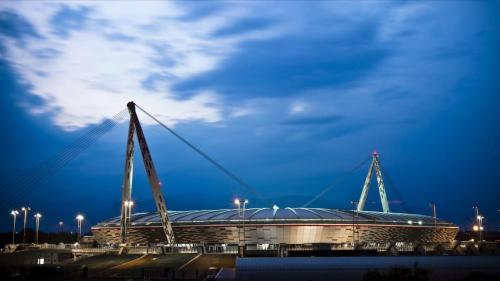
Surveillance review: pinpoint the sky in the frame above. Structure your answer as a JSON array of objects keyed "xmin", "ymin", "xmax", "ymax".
[{"xmin": 0, "ymin": 1, "xmax": 499, "ymax": 233}]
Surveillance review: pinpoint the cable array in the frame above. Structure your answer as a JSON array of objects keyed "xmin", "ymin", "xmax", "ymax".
[
  {"xmin": 1, "ymin": 109, "xmax": 128, "ymax": 208},
  {"xmin": 1, "ymin": 101, "xmax": 409, "ymax": 214},
  {"xmin": 378, "ymin": 162, "xmax": 412, "ymax": 213},
  {"xmin": 135, "ymin": 104, "xmax": 271, "ymax": 206},
  {"xmin": 302, "ymin": 157, "xmax": 371, "ymax": 207}
]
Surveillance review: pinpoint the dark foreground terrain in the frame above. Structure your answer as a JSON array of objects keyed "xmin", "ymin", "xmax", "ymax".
[{"xmin": 1, "ymin": 250, "xmax": 500, "ymax": 281}]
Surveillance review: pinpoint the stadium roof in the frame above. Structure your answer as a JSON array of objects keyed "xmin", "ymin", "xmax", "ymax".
[{"xmin": 95, "ymin": 208, "xmax": 455, "ymax": 228}]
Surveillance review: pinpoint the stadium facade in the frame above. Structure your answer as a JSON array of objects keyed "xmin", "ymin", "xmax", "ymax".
[{"xmin": 91, "ymin": 207, "xmax": 458, "ymax": 247}]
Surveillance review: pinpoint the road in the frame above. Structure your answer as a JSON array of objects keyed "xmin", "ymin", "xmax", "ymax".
[
  {"xmin": 62, "ymin": 254, "xmax": 142, "ymax": 278},
  {"xmin": 180, "ymin": 254, "xmax": 236, "ymax": 271},
  {"xmin": 112, "ymin": 253, "xmax": 196, "ymax": 270}
]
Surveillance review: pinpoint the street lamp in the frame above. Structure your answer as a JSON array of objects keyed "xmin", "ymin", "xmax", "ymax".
[
  {"xmin": 234, "ymin": 199, "xmax": 248, "ymax": 251},
  {"xmin": 21, "ymin": 207, "xmax": 30, "ymax": 244},
  {"xmin": 59, "ymin": 221, "xmax": 64, "ymax": 233},
  {"xmin": 123, "ymin": 200, "xmax": 134, "ymax": 243},
  {"xmin": 10, "ymin": 210, "xmax": 19, "ymax": 244},
  {"xmin": 124, "ymin": 200, "xmax": 134, "ymax": 218},
  {"xmin": 473, "ymin": 207, "xmax": 479, "ymax": 241},
  {"xmin": 34, "ymin": 213, "xmax": 42, "ymax": 244},
  {"xmin": 234, "ymin": 199, "xmax": 248, "ymax": 217},
  {"xmin": 473, "ymin": 207, "xmax": 485, "ymax": 241},
  {"xmin": 477, "ymin": 215, "xmax": 484, "ymax": 241},
  {"xmin": 76, "ymin": 214, "xmax": 84, "ymax": 242},
  {"xmin": 429, "ymin": 202, "xmax": 437, "ymax": 228}
]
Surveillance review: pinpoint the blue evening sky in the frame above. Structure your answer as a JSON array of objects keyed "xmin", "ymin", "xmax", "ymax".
[{"xmin": 0, "ymin": 1, "xmax": 499, "ymax": 232}]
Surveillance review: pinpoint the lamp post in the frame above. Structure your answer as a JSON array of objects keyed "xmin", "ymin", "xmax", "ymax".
[
  {"xmin": 34, "ymin": 213, "xmax": 42, "ymax": 244},
  {"xmin": 21, "ymin": 207, "xmax": 30, "ymax": 244},
  {"xmin": 59, "ymin": 221, "xmax": 64, "ymax": 233},
  {"xmin": 472, "ymin": 207, "xmax": 485, "ymax": 242},
  {"xmin": 125, "ymin": 201, "xmax": 134, "ymax": 222},
  {"xmin": 234, "ymin": 199, "xmax": 248, "ymax": 254},
  {"xmin": 76, "ymin": 214, "xmax": 84, "ymax": 242},
  {"xmin": 123, "ymin": 200, "xmax": 134, "ymax": 243},
  {"xmin": 473, "ymin": 206, "xmax": 478, "ymax": 241},
  {"xmin": 350, "ymin": 201, "xmax": 359, "ymax": 247},
  {"xmin": 430, "ymin": 203, "xmax": 437, "ymax": 228},
  {"xmin": 10, "ymin": 210, "xmax": 19, "ymax": 244},
  {"xmin": 477, "ymin": 215, "xmax": 484, "ymax": 242}
]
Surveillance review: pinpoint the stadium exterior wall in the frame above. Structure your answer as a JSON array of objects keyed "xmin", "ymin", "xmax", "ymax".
[
  {"xmin": 92, "ymin": 223, "xmax": 458, "ymax": 245},
  {"xmin": 92, "ymin": 208, "xmax": 459, "ymax": 246}
]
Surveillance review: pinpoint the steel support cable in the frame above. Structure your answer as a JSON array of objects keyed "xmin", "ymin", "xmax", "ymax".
[
  {"xmin": 1, "ymin": 109, "xmax": 128, "ymax": 206},
  {"xmin": 2, "ymin": 113, "xmax": 126, "ymax": 206},
  {"xmin": 135, "ymin": 104, "xmax": 271, "ymax": 206},
  {"xmin": 4, "ymin": 112, "xmax": 126, "ymax": 200},
  {"xmin": 378, "ymin": 162, "xmax": 412, "ymax": 213},
  {"xmin": 3, "ymin": 116, "xmax": 125, "ymax": 207},
  {"xmin": 12, "ymin": 111, "xmax": 127, "ymax": 197},
  {"xmin": 4, "ymin": 127, "xmax": 105, "ymax": 200},
  {"xmin": 302, "ymin": 157, "xmax": 371, "ymax": 208},
  {"xmin": 9, "ymin": 116, "xmax": 122, "ymax": 196}
]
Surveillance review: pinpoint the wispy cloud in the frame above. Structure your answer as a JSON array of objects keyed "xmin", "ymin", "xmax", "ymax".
[
  {"xmin": 0, "ymin": 1, "xmax": 281, "ymax": 130},
  {"xmin": 0, "ymin": 1, "xmax": 490, "ymax": 136},
  {"xmin": 289, "ymin": 101, "xmax": 307, "ymax": 115}
]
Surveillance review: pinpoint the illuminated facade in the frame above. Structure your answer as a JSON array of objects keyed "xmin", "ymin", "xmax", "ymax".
[{"xmin": 92, "ymin": 208, "xmax": 458, "ymax": 246}]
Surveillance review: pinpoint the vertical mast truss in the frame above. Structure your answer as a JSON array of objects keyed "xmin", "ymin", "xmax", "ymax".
[
  {"xmin": 120, "ymin": 101, "xmax": 175, "ymax": 244},
  {"xmin": 357, "ymin": 151, "xmax": 390, "ymax": 213}
]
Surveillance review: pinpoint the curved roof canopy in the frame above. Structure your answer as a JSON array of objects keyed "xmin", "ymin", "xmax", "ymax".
[{"xmin": 94, "ymin": 208, "xmax": 455, "ymax": 228}]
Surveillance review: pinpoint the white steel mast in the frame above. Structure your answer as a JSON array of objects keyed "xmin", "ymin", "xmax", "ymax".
[
  {"xmin": 357, "ymin": 151, "xmax": 390, "ymax": 213},
  {"xmin": 119, "ymin": 101, "xmax": 175, "ymax": 244}
]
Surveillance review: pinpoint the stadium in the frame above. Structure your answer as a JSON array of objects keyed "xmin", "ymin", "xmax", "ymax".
[
  {"xmin": 91, "ymin": 207, "xmax": 458, "ymax": 248},
  {"xmin": 92, "ymin": 103, "xmax": 459, "ymax": 252}
]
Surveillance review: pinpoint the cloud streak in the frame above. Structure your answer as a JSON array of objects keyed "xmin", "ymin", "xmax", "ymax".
[{"xmin": 0, "ymin": 1, "xmax": 281, "ymax": 130}]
